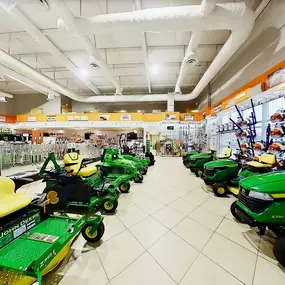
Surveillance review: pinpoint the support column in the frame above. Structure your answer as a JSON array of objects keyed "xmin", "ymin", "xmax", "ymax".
[{"xmin": 167, "ymin": 93, "xmax": 174, "ymax": 112}]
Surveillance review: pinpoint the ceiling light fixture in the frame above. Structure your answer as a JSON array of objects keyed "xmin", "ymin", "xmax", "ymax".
[
  {"xmin": 191, "ymin": 110, "xmax": 198, "ymax": 113},
  {"xmin": 120, "ymin": 110, "xmax": 126, "ymax": 113},
  {"xmin": 79, "ymin": 68, "xmax": 90, "ymax": 78},
  {"xmin": 151, "ymin": 65, "xmax": 160, "ymax": 75},
  {"xmin": 137, "ymin": 110, "xmax": 141, "ymax": 112}
]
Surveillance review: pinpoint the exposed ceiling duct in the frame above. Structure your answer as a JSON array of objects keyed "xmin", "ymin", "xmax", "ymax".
[
  {"xmin": 74, "ymin": 1, "xmax": 255, "ymax": 103},
  {"xmin": 0, "ymin": 1, "xmax": 255, "ymax": 104},
  {"xmin": 0, "ymin": 64, "xmax": 59, "ymax": 97},
  {"xmin": 175, "ymin": 0, "xmax": 217, "ymax": 94},
  {"xmin": 50, "ymin": 0, "xmax": 123, "ymax": 95},
  {"xmin": 0, "ymin": 1, "xmax": 101, "ymax": 95}
]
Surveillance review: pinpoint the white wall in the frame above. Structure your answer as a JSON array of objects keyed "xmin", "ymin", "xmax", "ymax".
[
  {"xmin": 199, "ymin": 1, "xmax": 285, "ymax": 110},
  {"xmin": 72, "ymin": 101, "xmax": 167, "ymax": 113},
  {"xmin": 1, "ymin": 93, "xmax": 61, "ymax": 115}
]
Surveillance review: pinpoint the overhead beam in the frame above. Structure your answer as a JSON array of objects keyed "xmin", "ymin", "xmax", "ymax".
[
  {"xmin": 0, "ymin": 5, "xmax": 101, "ymax": 95},
  {"xmin": 134, "ymin": 0, "xmax": 151, "ymax": 94}
]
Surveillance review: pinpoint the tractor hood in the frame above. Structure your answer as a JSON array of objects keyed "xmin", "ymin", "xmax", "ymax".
[
  {"xmin": 191, "ymin": 152, "xmax": 211, "ymax": 159},
  {"xmin": 204, "ymin": 159, "xmax": 238, "ymax": 169},
  {"xmin": 183, "ymin": 150, "xmax": 198, "ymax": 157},
  {"xmin": 240, "ymin": 171, "xmax": 285, "ymax": 194}
]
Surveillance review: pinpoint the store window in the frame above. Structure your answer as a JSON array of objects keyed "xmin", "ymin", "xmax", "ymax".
[{"xmin": 269, "ymin": 97, "xmax": 285, "ymax": 115}]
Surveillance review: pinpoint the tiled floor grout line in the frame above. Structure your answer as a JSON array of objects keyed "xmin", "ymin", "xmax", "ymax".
[
  {"xmin": 174, "ymin": 213, "xmax": 248, "ymax": 285},
  {"xmin": 125, "ymin": 226, "xmax": 179, "ymax": 284},
  {"xmin": 251, "ymin": 238, "xmax": 262, "ymax": 285},
  {"xmin": 94, "ymin": 245, "xmax": 112, "ymax": 284}
]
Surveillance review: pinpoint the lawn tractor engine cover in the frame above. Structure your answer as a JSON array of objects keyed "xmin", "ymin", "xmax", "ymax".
[{"xmin": 270, "ymin": 108, "xmax": 285, "ymax": 122}]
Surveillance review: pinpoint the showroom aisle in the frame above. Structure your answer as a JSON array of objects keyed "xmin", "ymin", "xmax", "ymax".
[{"xmin": 20, "ymin": 157, "xmax": 285, "ymax": 285}]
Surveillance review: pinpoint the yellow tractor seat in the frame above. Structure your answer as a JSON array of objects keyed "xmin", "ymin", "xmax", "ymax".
[
  {"xmin": 246, "ymin": 153, "xmax": 276, "ymax": 168},
  {"xmin": 0, "ymin": 177, "xmax": 32, "ymax": 218},
  {"xmin": 77, "ymin": 167, "xmax": 97, "ymax": 178},
  {"xmin": 64, "ymin": 152, "xmax": 97, "ymax": 177},
  {"xmin": 217, "ymin": 148, "xmax": 232, "ymax": 159}
]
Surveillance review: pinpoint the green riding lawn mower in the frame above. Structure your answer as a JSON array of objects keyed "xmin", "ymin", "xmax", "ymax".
[
  {"xmin": 188, "ymin": 148, "xmax": 232, "ymax": 177},
  {"xmin": 40, "ymin": 152, "xmax": 122, "ymax": 213},
  {"xmin": 99, "ymin": 148, "xmax": 144, "ymax": 183},
  {"xmin": 0, "ymin": 177, "xmax": 105, "ymax": 285},
  {"xmin": 203, "ymin": 152, "xmax": 278, "ymax": 197},
  {"xmin": 230, "ymin": 171, "xmax": 285, "ymax": 267},
  {"xmin": 119, "ymin": 133, "xmax": 153, "ymax": 171},
  {"xmin": 182, "ymin": 147, "xmax": 199, "ymax": 168}
]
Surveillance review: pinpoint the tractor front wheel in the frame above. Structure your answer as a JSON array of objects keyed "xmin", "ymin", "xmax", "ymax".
[
  {"xmin": 230, "ymin": 201, "xmax": 245, "ymax": 223},
  {"xmin": 139, "ymin": 167, "xmax": 148, "ymax": 175},
  {"xmin": 82, "ymin": 222, "xmax": 105, "ymax": 243},
  {"xmin": 103, "ymin": 199, "xmax": 118, "ymax": 213},
  {"xmin": 213, "ymin": 183, "xmax": 228, "ymax": 197},
  {"xmin": 134, "ymin": 173, "xmax": 143, "ymax": 183},
  {"xmin": 119, "ymin": 181, "xmax": 131, "ymax": 193},
  {"xmin": 273, "ymin": 235, "xmax": 285, "ymax": 268}
]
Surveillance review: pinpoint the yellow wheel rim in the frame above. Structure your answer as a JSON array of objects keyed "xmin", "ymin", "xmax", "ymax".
[
  {"xmin": 121, "ymin": 184, "xmax": 128, "ymax": 191},
  {"xmin": 104, "ymin": 201, "xmax": 114, "ymax": 210},
  {"xmin": 85, "ymin": 226, "xmax": 98, "ymax": 239},
  {"xmin": 217, "ymin": 187, "xmax": 225, "ymax": 195},
  {"xmin": 47, "ymin": 191, "xmax": 59, "ymax": 204},
  {"xmin": 198, "ymin": 170, "xmax": 202, "ymax": 176}
]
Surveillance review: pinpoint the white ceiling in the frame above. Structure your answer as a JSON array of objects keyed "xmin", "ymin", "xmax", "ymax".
[{"xmin": 0, "ymin": 0, "xmax": 262, "ymax": 97}]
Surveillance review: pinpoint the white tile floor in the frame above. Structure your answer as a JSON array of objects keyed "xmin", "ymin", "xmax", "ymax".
[{"xmin": 15, "ymin": 156, "xmax": 285, "ymax": 285}]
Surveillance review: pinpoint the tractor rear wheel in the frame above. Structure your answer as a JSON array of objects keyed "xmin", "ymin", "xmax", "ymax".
[
  {"xmin": 213, "ymin": 183, "xmax": 228, "ymax": 197},
  {"xmin": 273, "ymin": 235, "xmax": 285, "ymax": 268}
]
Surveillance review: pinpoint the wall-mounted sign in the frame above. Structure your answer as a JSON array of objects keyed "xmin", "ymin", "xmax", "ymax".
[
  {"xmin": 184, "ymin": 115, "xmax": 194, "ymax": 121},
  {"xmin": 120, "ymin": 114, "xmax": 131, "ymax": 121},
  {"xmin": 100, "ymin": 114, "xmax": 110, "ymax": 121},
  {"xmin": 214, "ymin": 103, "xmax": 222, "ymax": 113},
  {"xmin": 235, "ymin": 89, "xmax": 249, "ymax": 104},
  {"xmin": 28, "ymin": 116, "xmax": 36, "ymax": 122},
  {"xmin": 30, "ymin": 108, "xmax": 43, "ymax": 115},
  {"xmin": 165, "ymin": 114, "xmax": 176, "ymax": 120},
  {"xmin": 268, "ymin": 67, "xmax": 285, "ymax": 88},
  {"xmin": 68, "ymin": 115, "xmax": 88, "ymax": 121},
  {"xmin": 0, "ymin": 116, "xmax": 6, "ymax": 122},
  {"xmin": 47, "ymin": 116, "xmax": 56, "ymax": 121}
]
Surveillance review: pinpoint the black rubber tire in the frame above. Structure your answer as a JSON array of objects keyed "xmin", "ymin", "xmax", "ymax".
[
  {"xmin": 189, "ymin": 167, "xmax": 193, "ymax": 172},
  {"xmin": 103, "ymin": 199, "xmax": 118, "ymax": 213},
  {"xmin": 273, "ymin": 235, "xmax": 285, "ymax": 268},
  {"xmin": 213, "ymin": 183, "xmax": 228, "ymax": 197},
  {"xmin": 194, "ymin": 170, "xmax": 200, "ymax": 177},
  {"xmin": 230, "ymin": 201, "xmax": 245, "ymax": 223},
  {"xmin": 82, "ymin": 222, "xmax": 105, "ymax": 243},
  {"xmin": 134, "ymin": 173, "xmax": 144, "ymax": 183},
  {"xmin": 140, "ymin": 167, "xmax": 148, "ymax": 175},
  {"xmin": 119, "ymin": 181, "xmax": 131, "ymax": 193}
]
